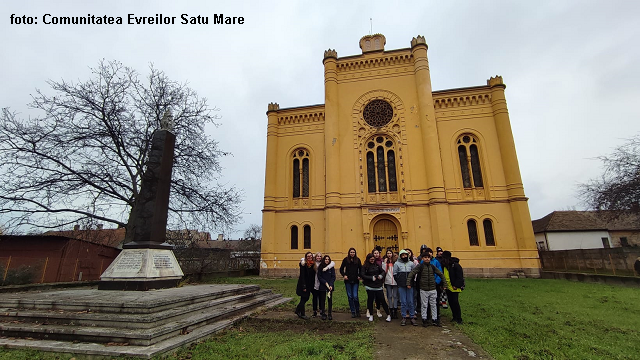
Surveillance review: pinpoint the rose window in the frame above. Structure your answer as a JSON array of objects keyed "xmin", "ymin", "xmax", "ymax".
[{"xmin": 363, "ymin": 100, "xmax": 393, "ymax": 127}]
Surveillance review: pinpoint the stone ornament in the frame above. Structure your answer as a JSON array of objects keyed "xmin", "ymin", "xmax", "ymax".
[
  {"xmin": 160, "ymin": 110, "xmax": 174, "ymax": 132},
  {"xmin": 410, "ymin": 35, "xmax": 427, "ymax": 48},
  {"xmin": 323, "ymin": 49, "xmax": 337, "ymax": 60},
  {"xmin": 359, "ymin": 34, "xmax": 386, "ymax": 53}
]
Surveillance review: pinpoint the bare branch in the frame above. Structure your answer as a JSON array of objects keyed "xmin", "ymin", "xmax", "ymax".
[
  {"xmin": 0, "ymin": 60, "xmax": 241, "ymax": 234},
  {"xmin": 578, "ymin": 135, "xmax": 640, "ymax": 215}
]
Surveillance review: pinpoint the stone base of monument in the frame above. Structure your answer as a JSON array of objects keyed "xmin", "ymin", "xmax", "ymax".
[
  {"xmin": 0, "ymin": 284, "xmax": 290, "ymax": 358},
  {"xmin": 99, "ymin": 248, "xmax": 184, "ymax": 291}
]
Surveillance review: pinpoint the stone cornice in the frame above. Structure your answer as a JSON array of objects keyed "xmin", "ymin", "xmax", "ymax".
[
  {"xmin": 433, "ymin": 91, "xmax": 492, "ymax": 110},
  {"xmin": 336, "ymin": 52, "xmax": 413, "ymax": 73},
  {"xmin": 278, "ymin": 111, "xmax": 325, "ymax": 125}
]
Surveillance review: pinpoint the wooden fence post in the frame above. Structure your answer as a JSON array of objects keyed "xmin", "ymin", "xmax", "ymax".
[
  {"xmin": 576, "ymin": 255, "xmax": 581, "ymax": 271},
  {"xmin": 99, "ymin": 259, "xmax": 104, "ymax": 279},
  {"xmin": 609, "ymin": 254, "xmax": 616, "ymax": 275},
  {"xmin": 41, "ymin": 257, "xmax": 49, "ymax": 283},
  {"xmin": 72, "ymin": 258, "xmax": 79, "ymax": 282},
  {"xmin": 2, "ymin": 256, "xmax": 11, "ymax": 283}
]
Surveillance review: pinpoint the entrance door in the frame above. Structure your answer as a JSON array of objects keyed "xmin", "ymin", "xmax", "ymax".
[{"xmin": 372, "ymin": 219, "xmax": 399, "ymax": 253}]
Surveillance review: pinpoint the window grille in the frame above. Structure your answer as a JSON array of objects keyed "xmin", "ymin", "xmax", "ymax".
[
  {"xmin": 363, "ymin": 99, "xmax": 393, "ymax": 127},
  {"xmin": 468, "ymin": 220, "xmax": 479, "ymax": 246},
  {"xmin": 291, "ymin": 226, "xmax": 298, "ymax": 249},
  {"xmin": 303, "ymin": 225, "xmax": 311, "ymax": 249},
  {"xmin": 483, "ymin": 219, "xmax": 495, "ymax": 246}
]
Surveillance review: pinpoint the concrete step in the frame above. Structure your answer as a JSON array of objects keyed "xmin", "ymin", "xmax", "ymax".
[
  {"xmin": 0, "ymin": 284, "xmax": 260, "ymax": 314},
  {"xmin": 0, "ymin": 291, "xmax": 284, "ymax": 346},
  {"xmin": 0, "ymin": 289, "xmax": 274, "ymax": 329},
  {"xmin": 0, "ymin": 295, "xmax": 292, "ymax": 359}
]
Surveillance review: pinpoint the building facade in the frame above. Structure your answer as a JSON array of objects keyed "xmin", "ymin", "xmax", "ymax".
[{"xmin": 261, "ymin": 34, "xmax": 540, "ymax": 277}]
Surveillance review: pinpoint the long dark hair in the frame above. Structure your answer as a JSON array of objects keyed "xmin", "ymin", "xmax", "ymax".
[
  {"xmin": 363, "ymin": 253, "xmax": 376, "ymax": 270},
  {"xmin": 347, "ymin": 247, "xmax": 358, "ymax": 263},
  {"xmin": 384, "ymin": 248, "xmax": 395, "ymax": 264},
  {"xmin": 319, "ymin": 255, "xmax": 332, "ymax": 271}
]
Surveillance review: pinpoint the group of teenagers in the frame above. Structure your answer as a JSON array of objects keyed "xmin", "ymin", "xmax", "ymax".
[{"xmin": 295, "ymin": 245, "xmax": 465, "ymax": 327}]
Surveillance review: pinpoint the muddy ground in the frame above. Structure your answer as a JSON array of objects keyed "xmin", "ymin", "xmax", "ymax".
[{"xmin": 255, "ymin": 310, "xmax": 492, "ymax": 360}]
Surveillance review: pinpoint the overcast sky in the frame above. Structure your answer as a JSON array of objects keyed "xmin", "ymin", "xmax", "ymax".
[{"xmin": 2, "ymin": 1, "xmax": 639, "ymax": 237}]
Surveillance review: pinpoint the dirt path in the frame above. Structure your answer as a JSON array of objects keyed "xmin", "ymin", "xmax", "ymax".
[
  {"xmin": 255, "ymin": 310, "xmax": 492, "ymax": 360},
  {"xmin": 373, "ymin": 316, "xmax": 492, "ymax": 360}
]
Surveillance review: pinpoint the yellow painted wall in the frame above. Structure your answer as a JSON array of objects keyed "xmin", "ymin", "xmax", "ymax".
[{"xmin": 261, "ymin": 35, "xmax": 540, "ymax": 278}]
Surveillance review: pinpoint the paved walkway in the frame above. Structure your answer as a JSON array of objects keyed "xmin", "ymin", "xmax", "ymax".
[{"xmin": 256, "ymin": 310, "xmax": 492, "ymax": 360}]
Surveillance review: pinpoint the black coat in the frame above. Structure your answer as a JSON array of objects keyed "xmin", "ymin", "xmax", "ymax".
[
  {"xmin": 361, "ymin": 262, "xmax": 385, "ymax": 288},
  {"xmin": 339, "ymin": 256, "xmax": 362, "ymax": 283},
  {"xmin": 296, "ymin": 263, "xmax": 316, "ymax": 296},
  {"xmin": 318, "ymin": 267, "xmax": 336, "ymax": 291},
  {"xmin": 448, "ymin": 257, "xmax": 465, "ymax": 289}
]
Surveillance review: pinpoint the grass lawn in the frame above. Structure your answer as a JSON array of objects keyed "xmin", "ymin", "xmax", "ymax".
[
  {"xmin": 207, "ymin": 276, "xmax": 640, "ymax": 360},
  {"xmin": 441, "ymin": 278, "xmax": 640, "ymax": 360},
  {"xmin": 170, "ymin": 318, "xmax": 373, "ymax": 360},
  {"xmin": 2, "ymin": 277, "xmax": 638, "ymax": 359}
]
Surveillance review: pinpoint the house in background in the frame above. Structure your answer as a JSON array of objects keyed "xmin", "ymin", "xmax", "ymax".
[
  {"xmin": 532, "ymin": 211, "xmax": 640, "ymax": 251},
  {"xmin": 44, "ymin": 225, "xmax": 126, "ymax": 248}
]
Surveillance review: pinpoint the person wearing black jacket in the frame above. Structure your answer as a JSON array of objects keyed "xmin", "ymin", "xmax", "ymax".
[
  {"xmin": 361, "ymin": 253, "xmax": 391, "ymax": 322},
  {"xmin": 339, "ymin": 247, "xmax": 362, "ymax": 317},
  {"xmin": 295, "ymin": 251, "xmax": 316, "ymax": 320},
  {"xmin": 441, "ymin": 250, "xmax": 464, "ymax": 324},
  {"xmin": 317, "ymin": 255, "xmax": 336, "ymax": 320}
]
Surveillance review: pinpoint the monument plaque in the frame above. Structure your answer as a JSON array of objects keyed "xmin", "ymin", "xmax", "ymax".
[{"xmin": 99, "ymin": 112, "xmax": 184, "ymax": 290}]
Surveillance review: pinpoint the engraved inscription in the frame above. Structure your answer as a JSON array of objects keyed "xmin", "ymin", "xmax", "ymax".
[
  {"xmin": 153, "ymin": 254, "xmax": 174, "ymax": 269},
  {"xmin": 117, "ymin": 252, "xmax": 144, "ymax": 271}
]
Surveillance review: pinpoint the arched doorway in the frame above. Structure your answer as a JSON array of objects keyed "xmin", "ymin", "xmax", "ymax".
[{"xmin": 372, "ymin": 218, "xmax": 399, "ymax": 253}]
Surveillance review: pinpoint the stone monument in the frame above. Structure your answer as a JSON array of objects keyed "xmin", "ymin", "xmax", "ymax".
[{"xmin": 99, "ymin": 111, "xmax": 184, "ymax": 290}]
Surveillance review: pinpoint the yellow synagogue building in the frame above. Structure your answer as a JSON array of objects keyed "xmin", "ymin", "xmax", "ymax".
[{"xmin": 261, "ymin": 34, "xmax": 540, "ymax": 278}]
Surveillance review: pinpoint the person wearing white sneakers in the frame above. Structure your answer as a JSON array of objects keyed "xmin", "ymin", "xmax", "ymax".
[{"xmin": 361, "ymin": 253, "xmax": 392, "ymax": 322}]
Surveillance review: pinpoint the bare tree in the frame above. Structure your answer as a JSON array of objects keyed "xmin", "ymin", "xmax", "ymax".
[
  {"xmin": 243, "ymin": 224, "xmax": 262, "ymax": 240},
  {"xmin": 579, "ymin": 135, "xmax": 640, "ymax": 214},
  {"xmin": 0, "ymin": 60, "xmax": 241, "ymax": 233}
]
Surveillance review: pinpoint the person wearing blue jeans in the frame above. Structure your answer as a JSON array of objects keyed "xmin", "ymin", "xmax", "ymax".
[
  {"xmin": 339, "ymin": 247, "xmax": 362, "ymax": 317},
  {"xmin": 393, "ymin": 249, "xmax": 417, "ymax": 326}
]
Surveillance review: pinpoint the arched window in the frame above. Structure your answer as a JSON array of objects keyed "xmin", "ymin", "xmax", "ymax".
[
  {"xmin": 367, "ymin": 152, "xmax": 376, "ymax": 192},
  {"xmin": 366, "ymin": 135, "xmax": 398, "ymax": 194},
  {"xmin": 483, "ymin": 219, "xmax": 495, "ymax": 246},
  {"xmin": 292, "ymin": 149, "xmax": 310, "ymax": 198},
  {"xmin": 457, "ymin": 135, "xmax": 484, "ymax": 189},
  {"xmin": 290, "ymin": 225, "xmax": 298, "ymax": 249},
  {"xmin": 467, "ymin": 219, "xmax": 479, "ymax": 246},
  {"xmin": 303, "ymin": 225, "xmax": 311, "ymax": 249}
]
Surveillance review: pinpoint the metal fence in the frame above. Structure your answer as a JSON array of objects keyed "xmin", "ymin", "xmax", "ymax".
[
  {"xmin": 539, "ymin": 248, "xmax": 640, "ymax": 277},
  {"xmin": 1, "ymin": 250, "xmax": 261, "ymax": 286},
  {"xmin": 0, "ymin": 256, "xmax": 114, "ymax": 286}
]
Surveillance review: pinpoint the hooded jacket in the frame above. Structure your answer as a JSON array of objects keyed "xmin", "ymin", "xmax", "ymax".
[
  {"xmin": 407, "ymin": 261, "xmax": 444, "ymax": 291},
  {"xmin": 445, "ymin": 257, "xmax": 464, "ymax": 290},
  {"xmin": 384, "ymin": 260, "xmax": 396, "ymax": 286},
  {"xmin": 430, "ymin": 257, "xmax": 443, "ymax": 285},
  {"xmin": 393, "ymin": 252, "xmax": 416, "ymax": 288}
]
